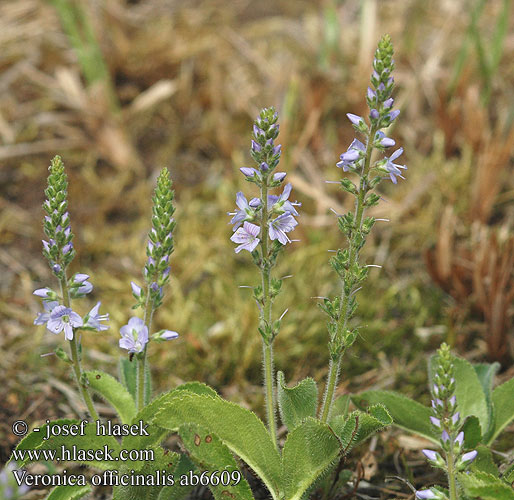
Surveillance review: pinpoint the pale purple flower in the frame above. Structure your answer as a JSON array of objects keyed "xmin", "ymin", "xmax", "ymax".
[
  {"xmin": 376, "ymin": 131, "xmax": 395, "ymax": 147},
  {"xmin": 160, "ymin": 330, "xmax": 179, "ymax": 340},
  {"xmin": 422, "ymin": 449, "xmax": 439, "ymax": 462},
  {"xmin": 384, "ymin": 147, "xmax": 407, "ymax": 184},
  {"xmin": 383, "ymin": 98, "xmax": 393, "ymax": 109},
  {"xmin": 62, "ymin": 242, "xmax": 73, "ymax": 255},
  {"xmin": 346, "ymin": 113, "xmax": 363, "ymax": 126},
  {"xmin": 460, "ymin": 450, "xmax": 477, "ymax": 464},
  {"xmin": 367, "ymin": 87, "xmax": 376, "ymax": 100},
  {"xmin": 416, "ymin": 490, "xmax": 437, "ymax": 499},
  {"xmin": 240, "ymin": 167, "xmax": 257, "ymax": 177},
  {"xmin": 251, "ymin": 140, "xmax": 261, "ymax": 153},
  {"xmin": 273, "ymin": 172, "xmax": 286, "ymax": 182},
  {"xmin": 231, "ymin": 222, "xmax": 260, "ymax": 253},
  {"xmin": 269, "ymin": 213, "xmax": 297, "ymax": 245},
  {"xmin": 253, "ymin": 125, "xmax": 264, "ymax": 137},
  {"xmin": 85, "ymin": 302, "xmax": 109, "ymax": 331},
  {"xmin": 454, "ymin": 431, "xmax": 464, "ymax": 446},
  {"xmin": 47, "ymin": 305, "xmax": 83, "ymax": 341},
  {"xmin": 441, "ymin": 430, "xmax": 450, "ymax": 443},
  {"xmin": 119, "ymin": 317, "xmax": 148, "ymax": 353},
  {"xmin": 269, "ymin": 183, "xmax": 300, "ymax": 216},
  {"xmin": 429, "ymin": 416, "xmax": 441, "ymax": 428},
  {"xmin": 449, "ymin": 395, "xmax": 456, "ymax": 407},
  {"xmin": 388, "ymin": 109, "xmax": 400, "ymax": 122},
  {"xmin": 131, "ymin": 281, "xmax": 142, "ymax": 297},
  {"xmin": 452, "ymin": 412, "xmax": 460, "ymax": 425},
  {"xmin": 33, "ymin": 287, "xmax": 53, "ymax": 298},
  {"xmin": 73, "ymin": 273, "xmax": 92, "ymax": 295},
  {"xmin": 259, "ymin": 162, "xmax": 269, "ymax": 171},
  {"xmin": 34, "ymin": 300, "xmax": 59, "ymax": 325},
  {"xmin": 370, "ymin": 109, "xmax": 379, "ymax": 119},
  {"xmin": 272, "ymin": 144, "xmax": 281, "ymax": 156},
  {"xmin": 431, "ymin": 399, "xmax": 443, "ymax": 409},
  {"xmin": 229, "ymin": 192, "xmax": 255, "ymax": 230},
  {"xmin": 337, "ymin": 139, "xmax": 365, "ymax": 171}
]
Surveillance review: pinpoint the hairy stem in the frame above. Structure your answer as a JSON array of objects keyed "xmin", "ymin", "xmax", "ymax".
[
  {"xmin": 320, "ymin": 124, "xmax": 377, "ymax": 423},
  {"xmin": 137, "ymin": 288, "xmax": 154, "ymax": 411},
  {"xmin": 447, "ymin": 447, "xmax": 458, "ymax": 500},
  {"xmin": 260, "ymin": 178, "xmax": 278, "ymax": 449},
  {"xmin": 60, "ymin": 274, "xmax": 99, "ymax": 421}
]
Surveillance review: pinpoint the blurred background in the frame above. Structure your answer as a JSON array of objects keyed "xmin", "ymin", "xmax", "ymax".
[{"xmin": 0, "ymin": 0, "xmax": 513, "ymax": 495}]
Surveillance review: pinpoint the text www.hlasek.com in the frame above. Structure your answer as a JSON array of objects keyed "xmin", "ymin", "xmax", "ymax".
[{"xmin": 11, "ymin": 446, "xmax": 154, "ymax": 463}]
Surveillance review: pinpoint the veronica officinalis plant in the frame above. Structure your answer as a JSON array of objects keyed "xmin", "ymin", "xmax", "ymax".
[
  {"xmin": 121, "ymin": 167, "xmax": 179, "ymax": 410},
  {"xmin": 32, "ymin": 155, "xmax": 105, "ymax": 421},
  {"xmin": 416, "ymin": 343, "xmax": 477, "ymax": 500},
  {"xmin": 229, "ymin": 106, "xmax": 299, "ymax": 449},
  {"xmin": 356, "ymin": 340, "xmax": 514, "ymax": 499},
  {"xmin": 319, "ymin": 34, "xmax": 405, "ymax": 423}
]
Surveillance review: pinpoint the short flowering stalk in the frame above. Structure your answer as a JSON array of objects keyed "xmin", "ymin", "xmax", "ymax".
[
  {"xmin": 417, "ymin": 343, "xmax": 477, "ymax": 500},
  {"xmin": 320, "ymin": 35, "xmax": 405, "ymax": 423},
  {"xmin": 40, "ymin": 156, "xmax": 99, "ymax": 421},
  {"xmin": 131, "ymin": 168, "xmax": 177, "ymax": 411},
  {"xmin": 229, "ymin": 107, "xmax": 298, "ymax": 449}
]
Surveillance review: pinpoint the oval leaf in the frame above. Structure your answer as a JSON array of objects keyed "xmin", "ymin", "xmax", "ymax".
[
  {"xmin": 152, "ymin": 393, "xmax": 282, "ymax": 499},
  {"xmin": 352, "ymin": 391, "xmax": 436, "ymax": 443},
  {"xmin": 179, "ymin": 423, "xmax": 254, "ymax": 500},
  {"xmin": 281, "ymin": 417, "xmax": 341, "ymax": 500},
  {"xmin": 489, "ymin": 377, "xmax": 514, "ymax": 444},
  {"xmin": 85, "ymin": 370, "xmax": 136, "ymax": 424},
  {"xmin": 277, "ymin": 372, "xmax": 318, "ymax": 431},
  {"xmin": 45, "ymin": 485, "xmax": 92, "ymax": 500}
]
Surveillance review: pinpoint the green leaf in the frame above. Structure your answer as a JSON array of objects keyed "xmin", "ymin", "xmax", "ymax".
[
  {"xmin": 458, "ymin": 471, "xmax": 514, "ymax": 500},
  {"xmin": 13, "ymin": 420, "xmax": 120, "ymax": 470},
  {"xmin": 330, "ymin": 413, "xmax": 358, "ymax": 452},
  {"xmin": 84, "ymin": 370, "xmax": 136, "ymax": 424},
  {"xmin": 112, "ymin": 447, "xmax": 179, "ymax": 500},
  {"xmin": 474, "ymin": 362, "xmax": 500, "ymax": 441},
  {"xmin": 119, "ymin": 358, "xmax": 152, "ymax": 403},
  {"xmin": 153, "ymin": 393, "xmax": 282, "ymax": 499},
  {"xmin": 281, "ymin": 417, "xmax": 341, "ymax": 500},
  {"xmin": 489, "ymin": 377, "xmax": 514, "ymax": 444},
  {"xmin": 122, "ymin": 382, "xmax": 219, "ymax": 463},
  {"xmin": 120, "ymin": 358, "xmax": 137, "ymax": 399},
  {"xmin": 462, "ymin": 415, "xmax": 482, "ymax": 449},
  {"xmin": 352, "ymin": 391, "xmax": 436, "ymax": 442},
  {"xmin": 45, "ymin": 485, "xmax": 92, "ymax": 500},
  {"xmin": 157, "ymin": 455, "xmax": 197, "ymax": 500},
  {"xmin": 351, "ymin": 404, "xmax": 392, "ymax": 449},
  {"xmin": 277, "ymin": 372, "xmax": 318, "ymax": 431},
  {"xmin": 9, "ymin": 419, "xmax": 76, "ymax": 466},
  {"xmin": 173, "ymin": 382, "xmax": 218, "ymax": 398},
  {"xmin": 178, "ymin": 423, "xmax": 254, "ymax": 500},
  {"xmin": 471, "ymin": 445, "xmax": 498, "ymax": 476}
]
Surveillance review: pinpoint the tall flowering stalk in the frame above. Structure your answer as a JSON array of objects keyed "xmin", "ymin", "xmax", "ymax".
[
  {"xmin": 416, "ymin": 343, "xmax": 477, "ymax": 500},
  {"xmin": 229, "ymin": 107, "xmax": 299, "ymax": 449},
  {"xmin": 320, "ymin": 35, "xmax": 405, "ymax": 422},
  {"xmin": 33, "ymin": 156, "xmax": 107, "ymax": 421},
  {"xmin": 124, "ymin": 168, "xmax": 179, "ymax": 411}
]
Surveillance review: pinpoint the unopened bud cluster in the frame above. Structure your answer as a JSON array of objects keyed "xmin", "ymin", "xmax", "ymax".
[
  {"xmin": 42, "ymin": 155, "xmax": 75, "ymax": 277},
  {"xmin": 416, "ymin": 343, "xmax": 478, "ymax": 500}
]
